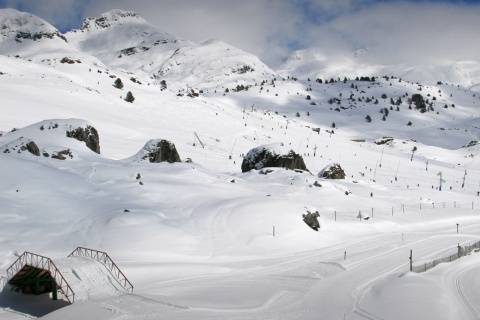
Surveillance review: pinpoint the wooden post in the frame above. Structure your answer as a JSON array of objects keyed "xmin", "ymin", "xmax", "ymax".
[
  {"xmin": 273, "ymin": 226, "xmax": 275, "ymax": 237},
  {"xmin": 409, "ymin": 250, "xmax": 413, "ymax": 272},
  {"xmin": 372, "ymin": 208, "xmax": 374, "ymax": 218},
  {"xmin": 456, "ymin": 223, "xmax": 459, "ymax": 234},
  {"xmin": 52, "ymin": 280, "xmax": 57, "ymax": 300},
  {"xmin": 344, "ymin": 251, "xmax": 346, "ymax": 260},
  {"xmin": 420, "ymin": 203, "xmax": 422, "ymax": 210},
  {"xmin": 402, "ymin": 204, "xmax": 405, "ymax": 213},
  {"xmin": 335, "ymin": 210, "xmax": 337, "ymax": 221}
]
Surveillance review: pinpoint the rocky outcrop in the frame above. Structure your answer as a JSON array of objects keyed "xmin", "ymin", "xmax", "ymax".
[
  {"xmin": 303, "ymin": 210, "xmax": 320, "ymax": 231},
  {"xmin": 25, "ymin": 141, "xmax": 40, "ymax": 156},
  {"xmin": 135, "ymin": 139, "xmax": 181, "ymax": 163},
  {"xmin": 241, "ymin": 143, "xmax": 307, "ymax": 172},
  {"xmin": 319, "ymin": 163, "xmax": 345, "ymax": 179},
  {"xmin": 66, "ymin": 125, "xmax": 100, "ymax": 154}
]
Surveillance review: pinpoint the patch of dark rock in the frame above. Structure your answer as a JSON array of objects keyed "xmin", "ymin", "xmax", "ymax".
[
  {"xmin": 303, "ymin": 210, "xmax": 320, "ymax": 231},
  {"xmin": 66, "ymin": 125, "xmax": 100, "ymax": 154}
]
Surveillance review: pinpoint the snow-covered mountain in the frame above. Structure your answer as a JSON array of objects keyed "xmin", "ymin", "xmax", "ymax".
[
  {"xmin": 279, "ymin": 47, "xmax": 480, "ymax": 90},
  {"xmin": 2, "ymin": 7, "xmax": 480, "ymax": 320},
  {"xmin": 65, "ymin": 9, "xmax": 279, "ymax": 88},
  {"xmin": 0, "ymin": 8, "xmax": 76, "ymax": 58}
]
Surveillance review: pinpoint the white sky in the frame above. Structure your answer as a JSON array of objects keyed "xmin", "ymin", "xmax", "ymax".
[{"xmin": 1, "ymin": 0, "xmax": 480, "ymax": 66}]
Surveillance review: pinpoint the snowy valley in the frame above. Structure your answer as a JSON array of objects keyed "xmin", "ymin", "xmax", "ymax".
[{"xmin": 1, "ymin": 8, "xmax": 480, "ymax": 320}]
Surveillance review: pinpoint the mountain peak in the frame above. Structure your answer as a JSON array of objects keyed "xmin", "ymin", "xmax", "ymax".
[
  {"xmin": 0, "ymin": 8, "xmax": 64, "ymax": 42},
  {"xmin": 79, "ymin": 9, "xmax": 147, "ymax": 31}
]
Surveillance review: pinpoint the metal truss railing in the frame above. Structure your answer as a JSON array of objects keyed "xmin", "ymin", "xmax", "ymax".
[
  {"xmin": 6, "ymin": 252, "xmax": 75, "ymax": 303},
  {"xmin": 68, "ymin": 247, "xmax": 133, "ymax": 292}
]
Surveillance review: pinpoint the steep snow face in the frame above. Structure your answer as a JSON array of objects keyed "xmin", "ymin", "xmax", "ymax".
[
  {"xmin": 66, "ymin": 9, "xmax": 182, "ymax": 54},
  {"xmin": 77, "ymin": 9, "xmax": 148, "ymax": 31},
  {"xmin": 152, "ymin": 39, "xmax": 279, "ymax": 88}
]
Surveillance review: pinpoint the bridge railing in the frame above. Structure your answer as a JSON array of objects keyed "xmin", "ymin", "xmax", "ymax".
[
  {"xmin": 68, "ymin": 247, "xmax": 133, "ymax": 292},
  {"xmin": 6, "ymin": 252, "xmax": 75, "ymax": 303}
]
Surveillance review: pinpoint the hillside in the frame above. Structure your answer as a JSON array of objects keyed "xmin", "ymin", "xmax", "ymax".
[
  {"xmin": 1, "ymin": 8, "xmax": 480, "ymax": 320},
  {"xmin": 279, "ymin": 47, "xmax": 480, "ymax": 91}
]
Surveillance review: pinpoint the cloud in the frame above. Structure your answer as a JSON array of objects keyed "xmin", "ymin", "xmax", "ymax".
[{"xmin": 0, "ymin": 0, "xmax": 479, "ymax": 67}]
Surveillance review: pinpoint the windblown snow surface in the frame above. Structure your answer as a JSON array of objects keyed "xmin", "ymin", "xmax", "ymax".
[{"xmin": 1, "ymin": 8, "xmax": 480, "ymax": 320}]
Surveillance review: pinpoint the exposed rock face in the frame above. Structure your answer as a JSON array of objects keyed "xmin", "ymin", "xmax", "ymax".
[
  {"xmin": 320, "ymin": 163, "xmax": 345, "ymax": 179},
  {"xmin": 303, "ymin": 210, "xmax": 320, "ymax": 231},
  {"xmin": 66, "ymin": 125, "xmax": 100, "ymax": 154},
  {"xmin": 25, "ymin": 141, "xmax": 40, "ymax": 156},
  {"xmin": 241, "ymin": 143, "xmax": 307, "ymax": 172},
  {"xmin": 142, "ymin": 139, "xmax": 181, "ymax": 163}
]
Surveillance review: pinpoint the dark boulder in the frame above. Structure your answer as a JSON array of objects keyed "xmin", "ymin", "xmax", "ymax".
[
  {"xmin": 320, "ymin": 163, "xmax": 345, "ymax": 179},
  {"xmin": 241, "ymin": 143, "xmax": 307, "ymax": 172},
  {"xmin": 141, "ymin": 139, "xmax": 181, "ymax": 163},
  {"xmin": 303, "ymin": 210, "xmax": 321, "ymax": 231},
  {"xmin": 25, "ymin": 141, "xmax": 40, "ymax": 156}
]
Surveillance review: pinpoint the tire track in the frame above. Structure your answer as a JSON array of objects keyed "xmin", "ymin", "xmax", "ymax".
[{"xmin": 456, "ymin": 266, "xmax": 480, "ymax": 320}]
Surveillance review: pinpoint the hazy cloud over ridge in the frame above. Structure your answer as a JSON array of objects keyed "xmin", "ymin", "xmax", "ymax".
[{"xmin": 0, "ymin": 0, "xmax": 479, "ymax": 67}]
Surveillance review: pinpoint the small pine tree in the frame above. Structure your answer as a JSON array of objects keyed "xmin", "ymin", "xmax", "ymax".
[
  {"xmin": 365, "ymin": 115, "xmax": 372, "ymax": 122},
  {"xmin": 125, "ymin": 91, "xmax": 135, "ymax": 103},
  {"xmin": 160, "ymin": 80, "xmax": 167, "ymax": 91},
  {"xmin": 113, "ymin": 78, "xmax": 124, "ymax": 89}
]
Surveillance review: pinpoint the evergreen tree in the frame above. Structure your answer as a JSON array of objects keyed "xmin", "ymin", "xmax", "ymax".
[
  {"xmin": 365, "ymin": 115, "xmax": 372, "ymax": 122},
  {"xmin": 160, "ymin": 80, "xmax": 167, "ymax": 91},
  {"xmin": 124, "ymin": 91, "xmax": 135, "ymax": 103},
  {"xmin": 113, "ymin": 78, "xmax": 124, "ymax": 89}
]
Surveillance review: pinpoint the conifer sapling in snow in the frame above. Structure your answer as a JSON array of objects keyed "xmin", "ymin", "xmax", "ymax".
[
  {"xmin": 113, "ymin": 78, "xmax": 124, "ymax": 89},
  {"xmin": 125, "ymin": 91, "xmax": 135, "ymax": 103}
]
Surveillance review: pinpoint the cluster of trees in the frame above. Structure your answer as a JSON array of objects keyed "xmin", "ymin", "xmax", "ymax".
[{"xmin": 113, "ymin": 78, "xmax": 135, "ymax": 103}]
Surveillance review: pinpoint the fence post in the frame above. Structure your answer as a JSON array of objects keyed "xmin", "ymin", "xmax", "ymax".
[
  {"xmin": 335, "ymin": 211, "xmax": 336, "ymax": 221},
  {"xmin": 458, "ymin": 243, "xmax": 461, "ymax": 258},
  {"xmin": 344, "ymin": 251, "xmax": 346, "ymax": 260},
  {"xmin": 273, "ymin": 226, "xmax": 275, "ymax": 237},
  {"xmin": 409, "ymin": 250, "xmax": 413, "ymax": 272},
  {"xmin": 420, "ymin": 203, "xmax": 422, "ymax": 210}
]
